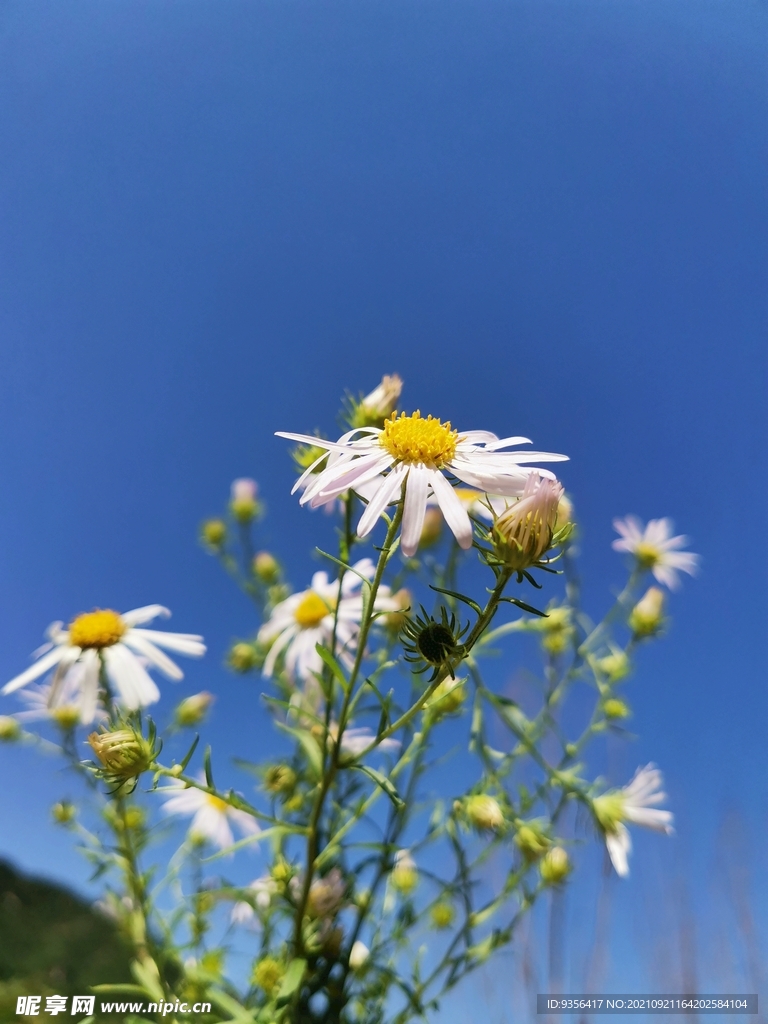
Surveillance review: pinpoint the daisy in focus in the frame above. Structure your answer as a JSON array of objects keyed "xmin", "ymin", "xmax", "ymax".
[
  {"xmin": 278, "ymin": 412, "xmax": 567, "ymax": 557},
  {"xmin": 2, "ymin": 606, "xmax": 205, "ymax": 713},
  {"xmin": 258, "ymin": 559, "xmax": 397, "ymax": 682},
  {"xmin": 593, "ymin": 764, "xmax": 674, "ymax": 878},
  {"xmin": 161, "ymin": 775, "xmax": 261, "ymax": 850},
  {"xmin": 612, "ymin": 516, "xmax": 699, "ymax": 589}
]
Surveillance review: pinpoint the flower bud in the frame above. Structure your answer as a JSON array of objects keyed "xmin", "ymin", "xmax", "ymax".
[
  {"xmin": 228, "ymin": 642, "xmax": 258, "ymax": 673},
  {"xmin": 430, "ymin": 901, "xmax": 456, "ymax": 930},
  {"xmin": 493, "ymin": 474, "xmax": 564, "ymax": 572},
  {"xmin": 349, "ymin": 374, "xmax": 403, "ymax": 428},
  {"xmin": 629, "ymin": 586, "xmax": 665, "ymax": 638},
  {"xmin": 348, "ymin": 940, "xmax": 370, "ymax": 970},
  {"xmin": 384, "ymin": 589, "xmax": 412, "ymax": 633},
  {"xmin": 270, "ymin": 857, "xmax": 293, "ymax": 892},
  {"xmin": 253, "ymin": 551, "xmax": 280, "ymax": 584},
  {"xmin": 603, "ymin": 698, "xmax": 630, "ymax": 721},
  {"xmin": 514, "ymin": 822, "xmax": 551, "ymax": 861},
  {"xmin": 465, "ymin": 795, "xmax": 504, "ymax": 832},
  {"xmin": 419, "ymin": 507, "xmax": 443, "ymax": 548},
  {"xmin": 252, "ymin": 957, "xmax": 284, "ymax": 996},
  {"xmin": 51, "ymin": 706, "xmax": 81, "ymax": 731},
  {"xmin": 423, "ymin": 677, "xmax": 466, "ymax": 725},
  {"xmin": 539, "ymin": 846, "xmax": 571, "ymax": 885},
  {"xmin": 123, "ymin": 806, "xmax": 146, "ymax": 830},
  {"xmin": 307, "ymin": 868, "xmax": 345, "ymax": 919},
  {"xmin": 201, "ymin": 518, "xmax": 227, "ymax": 550},
  {"xmin": 390, "ymin": 850, "xmax": 418, "ymax": 895},
  {"xmin": 51, "ymin": 801, "xmax": 76, "ymax": 825},
  {"xmin": 230, "ymin": 478, "xmax": 259, "ymax": 523},
  {"xmin": 263, "ymin": 764, "xmax": 297, "ymax": 797},
  {"xmin": 174, "ymin": 692, "xmax": 214, "ymax": 728},
  {"xmin": 0, "ymin": 716, "xmax": 21, "ymax": 742},
  {"xmin": 88, "ymin": 726, "xmax": 157, "ymax": 791},
  {"xmin": 596, "ymin": 648, "xmax": 630, "ymax": 682}
]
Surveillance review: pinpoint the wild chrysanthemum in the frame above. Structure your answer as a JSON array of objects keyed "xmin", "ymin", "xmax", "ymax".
[
  {"xmin": 593, "ymin": 764, "xmax": 674, "ymax": 877},
  {"xmin": 258, "ymin": 559, "xmax": 396, "ymax": 682},
  {"xmin": 493, "ymin": 472, "xmax": 567, "ymax": 572},
  {"xmin": 278, "ymin": 412, "xmax": 567, "ymax": 557},
  {"xmin": 612, "ymin": 516, "xmax": 699, "ymax": 589},
  {"xmin": 15, "ymin": 664, "xmax": 107, "ymax": 728},
  {"xmin": 160, "ymin": 775, "xmax": 260, "ymax": 850},
  {"xmin": 2, "ymin": 606, "xmax": 205, "ymax": 712}
]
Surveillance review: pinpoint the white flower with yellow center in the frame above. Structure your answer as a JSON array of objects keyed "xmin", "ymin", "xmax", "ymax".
[
  {"xmin": 612, "ymin": 516, "xmax": 699, "ymax": 589},
  {"xmin": 161, "ymin": 775, "xmax": 260, "ymax": 850},
  {"xmin": 258, "ymin": 559, "xmax": 396, "ymax": 682},
  {"xmin": 278, "ymin": 412, "xmax": 567, "ymax": 557},
  {"xmin": 2, "ymin": 606, "xmax": 205, "ymax": 713},
  {"xmin": 593, "ymin": 764, "xmax": 674, "ymax": 878},
  {"xmin": 15, "ymin": 665, "xmax": 107, "ymax": 728}
]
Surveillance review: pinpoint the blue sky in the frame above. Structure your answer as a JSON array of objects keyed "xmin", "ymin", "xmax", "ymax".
[{"xmin": 0, "ymin": 0, "xmax": 765, "ymax": 998}]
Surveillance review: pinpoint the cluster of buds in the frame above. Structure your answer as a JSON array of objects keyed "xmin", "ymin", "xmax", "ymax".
[
  {"xmin": 87, "ymin": 721, "xmax": 160, "ymax": 794},
  {"xmin": 491, "ymin": 474, "xmax": 572, "ymax": 574}
]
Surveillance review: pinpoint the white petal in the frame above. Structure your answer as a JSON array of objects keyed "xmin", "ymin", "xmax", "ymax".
[
  {"xmin": 123, "ymin": 633, "xmax": 184, "ymax": 680},
  {"xmin": 356, "ymin": 466, "xmax": 406, "ymax": 537},
  {"xmin": 400, "ymin": 467, "xmax": 429, "ymax": 557},
  {"xmin": 103, "ymin": 644, "xmax": 160, "ymax": 708},
  {"xmin": 605, "ymin": 825, "xmax": 631, "ymax": 878},
  {"xmin": 122, "ymin": 605, "xmax": 171, "ymax": 627},
  {"xmin": 3, "ymin": 647, "xmax": 67, "ymax": 695},
  {"xmin": 128, "ymin": 628, "xmax": 205, "ymax": 658},
  {"xmin": 429, "ymin": 471, "xmax": 473, "ymax": 550}
]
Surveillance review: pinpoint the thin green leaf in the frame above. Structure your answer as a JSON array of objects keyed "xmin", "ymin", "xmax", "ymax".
[
  {"xmin": 180, "ymin": 733, "xmax": 200, "ymax": 772},
  {"xmin": 203, "ymin": 745, "xmax": 215, "ymax": 789},
  {"xmin": 349, "ymin": 764, "xmax": 405, "ymax": 811},
  {"xmin": 429, "ymin": 584, "xmax": 482, "ymax": 616},
  {"xmin": 315, "ymin": 643, "xmax": 350, "ymax": 694}
]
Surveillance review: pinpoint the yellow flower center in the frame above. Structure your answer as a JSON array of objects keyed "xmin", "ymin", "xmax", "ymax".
[
  {"xmin": 294, "ymin": 591, "xmax": 334, "ymax": 628},
  {"xmin": 69, "ymin": 609, "xmax": 126, "ymax": 649},
  {"xmin": 634, "ymin": 543, "xmax": 660, "ymax": 568},
  {"xmin": 380, "ymin": 411, "xmax": 458, "ymax": 468},
  {"xmin": 206, "ymin": 793, "xmax": 230, "ymax": 813}
]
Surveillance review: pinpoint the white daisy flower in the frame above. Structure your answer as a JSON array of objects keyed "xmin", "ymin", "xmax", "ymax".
[
  {"xmin": 230, "ymin": 874, "xmax": 276, "ymax": 926},
  {"xmin": 15, "ymin": 662, "xmax": 107, "ymax": 728},
  {"xmin": 258, "ymin": 559, "xmax": 397, "ymax": 682},
  {"xmin": 593, "ymin": 764, "xmax": 674, "ymax": 878},
  {"xmin": 2, "ymin": 606, "xmax": 205, "ymax": 713},
  {"xmin": 277, "ymin": 412, "xmax": 567, "ymax": 557},
  {"xmin": 612, "ymin": 516, "xmax": 699, "ymax": 589},
  {"xmin": 161, "ymin": 774, "xmax": 260, "ymax": 850}
]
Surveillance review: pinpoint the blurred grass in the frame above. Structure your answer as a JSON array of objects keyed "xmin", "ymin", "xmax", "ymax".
[{"xmin": 0, "ymin": 860, "xmax": 132, "ymax": 1022}]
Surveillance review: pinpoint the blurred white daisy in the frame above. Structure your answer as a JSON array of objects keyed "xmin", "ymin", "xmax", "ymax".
[
  {"xmin": 593, "ymin": 764, "xmax": 674, "ymax": 878},
  {"xmin": 230, "ymin": 874, "xmax": 276, "ymax": 926},
  {"xmin": 612, "ymin": 516, "xmax": 699, "ymax": 589},
  {"xmin": 161, "ymin": 775, "xmax": 260, "ymax": 850},
  {"xmin": 15, "ymin": 663, "xmax": 107, "ymax": 728},
  {"xmin": 2, "ymin": 606, "xmax": 205, "ymax": 712},
  {"xmin": 278, "ymin": 412, "xmax": 567, "ymax": 557},
  {"xmin": 258, "ymin": 559, "xmax": 397, "ymax": 682}
]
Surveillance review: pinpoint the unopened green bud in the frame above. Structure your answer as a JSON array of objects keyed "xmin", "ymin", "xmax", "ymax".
[
  {"xmin": 629, "ymin": 586, "xmax": 665, "ymax": 638},
  {"xmin": 348, "ymin": 374, "xmax": 403, "ymax": 428},
  {"xmin": 264, "ymin": 764, "xmax": 297, "ymax": 796},
  {"xmin": 228, "ymin": 642, "xmax": 258, "ymax": 673},
  {"xmin": 603, "ymin": 698, "xmax": 630, "ymax": 721},
  {"xmin": 88, "ymin": 726, "xmax": 157, "ymax": 790},
  {"xmin": 252, "ymin": 957, "xmax": 284, "ymax": 996},
  {"xmin": 391, "ymin": 851, "xmax": 418, "ymax": 895},
  {"xmin": 201, "ymin": 518, "xmax": 227, "ymax": 550},
  {"xmin": 430, "ymin": 901, "xmax": 456, "ymax": 929},
  {"xmin": 596, "ymin": 649, "xmax": 630, "ymax": 682},
  {"xmin": 230, "ymin": 478, "xmax": 259, "ymax": 523},
  {"xmin": 0, "ymin": 716, "xmax": 21, "ymax": 742},
  {"xmin": 539, "ymin": 846, "xmax": 571, "ymax": 885},
  {"xmin": 174, "ymin": 691, "xmax": 214, "ymax": 728},
  {"xmin": 465, "ymin": 795, "xmax": 504, "ymax": 832},
  {"xmin": 419, "ymin": 507, "xmax": 443, "ymax": 548},
  {"xmin": 514, "ymin": 823, "xmax": 551, "ymax": 861},
  {"xmin": 51, "ymin": 801, "xmax": 76, "ymax": 825},
  {"xmin": 123, "ymin": 805, "xmax": 146, "ymax": 830},
  {"xmin": 424, "ymin": 677, "xmax": 466, "ymax": 724},
  {"xmin": 253, "ymin": 551, "xmax": 280, "ymax": 583}
]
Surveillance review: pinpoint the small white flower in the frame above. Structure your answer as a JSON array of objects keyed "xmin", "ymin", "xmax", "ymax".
[
  {"xmin": 230, "ymin": 875, "xmax": 276, "ymax": 926},
  {"xmin": 278, "ymin": 412, "xmax": 567, "ymax": 557},
  {"xmin": 258, "ymin": 559, "xmax": 397, "ymax": 682},
  {"xmin": 160, "ymin": 774, "xmax": 260, "ymax": 850},
  {"xmin": 349, "ymin": 940, "xmax": 370, "ymax": 970},
  {"xmin": 612, "ymin": 516, "xmax": 699, "ymax": 589},
  {"xmin": 231, "ymin": 478, "xmax": 258, "ymax": 503},
  {"xmin": 594, "ymin": 764, "xmax": 674, "ymax": 878},
  {"xmin": 14, "ymin": 664, "xmax": 107, "ymax": 727},
  {"xmin": 2, "ymin": 606, "xmax": 205, "ymax": 715}
]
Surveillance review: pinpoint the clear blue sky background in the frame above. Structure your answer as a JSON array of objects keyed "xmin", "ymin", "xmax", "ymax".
[{"xmin": 0, "ymin": 0, "xmax": 765, "ymax": 1002}]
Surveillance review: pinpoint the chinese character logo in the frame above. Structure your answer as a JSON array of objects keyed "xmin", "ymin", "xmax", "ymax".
[{"xmin": 70, "ymin": 997, "xmax": 95, "ymax": 1015}]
